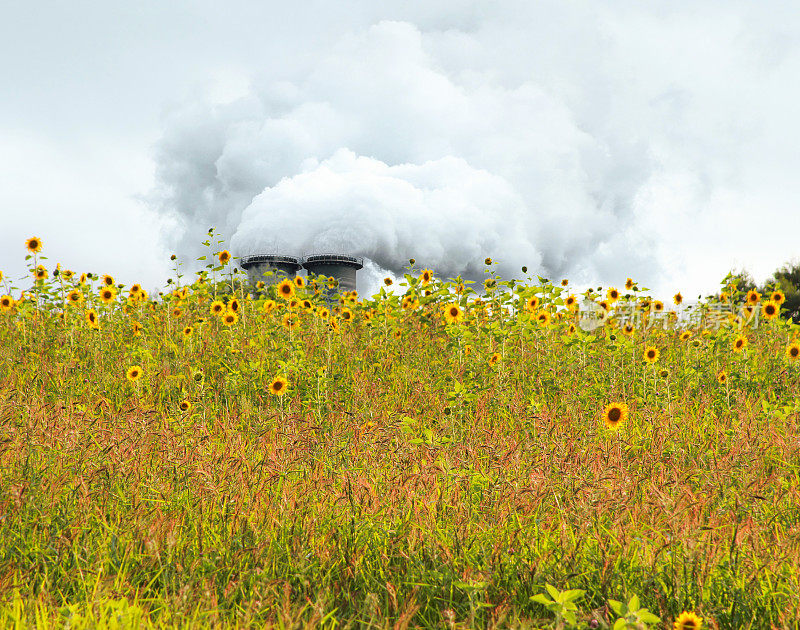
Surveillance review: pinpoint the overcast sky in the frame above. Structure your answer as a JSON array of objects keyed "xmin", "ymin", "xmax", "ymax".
[{"xmin": 2, "ymin": 1, "xmax": 799, "ymax": 298}]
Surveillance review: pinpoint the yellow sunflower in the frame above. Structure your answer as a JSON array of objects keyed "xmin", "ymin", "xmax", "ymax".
[
  {"xmin": 99, "ymin": 287, "xmax": 116, "ymax": 304},
  {"xmin": 0, "ymin": 295, "xmax": 13, "ymax": 311},
  {"xmin": 340, "ymin": 307, "xmax": 354, "ymax": 322},
  {"xmin": 673, "ymin": 611, "xmax": 702, "ymax": 630},
  {"xmin": 34, "ymin": 265, "xmax": 48, "ymax": 280},
  {"xmin": 488, "ymin": 352, "xmax": 501, "ymax": 367},
  {"xmin": 733, "ymin": 335, "xmax": 748, "ymax": 353},
  {"xmin": 674, "ymin": 292, "xmax": 683, "ymax": 305},
  {"xmin": 276, "ymin": 279, "xmax": 295, "ymax": 299},
  {"xmin": 746, "ymin": 290, "xmax": 760, "ymax": 305},
  {"xmin": 786, "ymin": 342, "xmax": 800, "ymax": 361},
  {"xmin": 132, "ymin": 321, "xmax": 142, "ymax": 337},
  {"xmin": 622, "ymin": 323, "xmax": 635, "ymax": 336},
  {"xmin": 263, "ymin": 299, "xmax": 277, "ymax": 313},
  {"xmin": 606, "ymin": 287, "xmax": 620, "ymax": 303},
  {"xmin": 268, "ymin": 375, "xmax": 289, "ymax": 396},
  {"xmin": 179, "ymin": 399, "xmax": 192, "ymax": 412},
  {"xmin": 536, "ymin": 311, "xmax": 551, "ymax": 326},
  {"xmin": 210, "ymin": 300, "xmax": 225, "ymax": 316},
  {"xmin": 25, "ymin": 237, "xmax": 43, "ymax": 253},
  {"xmin": 222, "ymin": 312, "xmax": 238, "ymax": 326},
  {"xmin": 484, "ymin": 257, "xmax": 493, "ymax": 266},
  {"xmin": 561, "ymin": 278, "xmax": 569, "ymax": 287},
  {"xmin": 443, "ymin": 303, "xmax": 463, "ymax": 324},
  {"xmin": 602, "ymin": 402, "xmax": 628, "ymax": 430},
  {"xmin": 182, "ymin": 326, "xmax": 193, "ymax": 338},
  {"xmin": 229, "ymin": 298, "xmax": 240, "ymax": 313},
  {"xmin": 67, "ymin": 290, "xmax": 83, "ymax": 305},
  {"xmin": 171, "ymin": 307, "xmax": 182, "ymax": 318},
  {"xmin": 653, "ymin": 300, "xmax": 664, "ymax": 312},
  {"xmin": 625, "ymin": 278, "xmax": 634, "ymax": 290},
  {"xmin": 761, "ymin": 301, "xmax": 779, "ymax": 320},
  {"xmin": 85, "ymin": 309, "xmax": 99, "ymax": 329},
  {"xmin": 102, "ymin": 275, "xmax": 115, "ymax": 287},
  {"xmin": 525, "ymin": 296, "xmax": 540, "ymax": 313},
  {"xmin": 383, "ymin": 277, "xmax": 393, "ymax": 286},
  {"xmin": 218, "ymin": 250, "xmax": 231, "ymax": 264},
  {"xmin": 126, "ymin": 365, "xmax": 143, "ymax": 382},
  {"xmin": 771, "ymin": 290, "xmax": 785, "ymax": 305},
  {"xmin": 644, "ymin": 346, "xmax": 659, "ymax": 364},
  {"xmin": 717, "ymin": 370, "xmax": 728, "ymax": 384},
  {"xmin": 317, "ymin": 307, "xmax": 330, "ymax": 320},
  {"xmin": 679, "ymin": 330, "xmax": 691, "ymax": 341},
  {"xmin": 294, "ymin": 276, "xmax": 305, "ymax": 288}
]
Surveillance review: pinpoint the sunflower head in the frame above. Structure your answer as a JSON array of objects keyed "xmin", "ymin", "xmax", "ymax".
[
  {"xmin": 746, "ymin": 290, "xmax": 761, "ymax": 305},
  {"xmin": 673, "ymin": 611, "xmax": 703, "ymax": 630},
  {"xmin": 567, "ymin": 323, "xmax": 577, "ymax": 335},
  {"xmin": 674, "ymin": 292, "xmax": 683, "ymax": 305},
  {"xmin": 599, "ymin": 300, "xmax": 610, "ymax": 311},
  {"xmin": 484, "ymin": 257, "xmax": 493, "ymax": 266},
  {"xmin": 653, "ymin": 300, "xmax": 664, "ymax": 312},
  {"xmin": 126, "ymin": 365, "xmax": 143, "ymax": 382},
  {"xmin": 268, "ymin": 375, "xmax": 289, "ymax": 396},
  {"xmin": 622, "ymin": 323, "xmax": 635, "ymax": 336},
  {"xmin": 210, "ymin": 300, "xmax": 225, "ymax": 316},
  {"xmin": 277, "ymin": 279, "xmax": 295, "ymax": 299},
  {"xmin": 761, "ymin": 301, "xmax": 779, "ymax": 320},
  {"xmin": 717, "ymin": 370, "xmax": 728, "ymax": 384},
  {"xmin": 262, "ymin": 299, "xmax": 277, "ymax": 313},
  {"xmin": 606, "ymin": 287, "xmax": 619, "ymax": 302},
  {"xmin": 0, "ymin": 295, "xmax": 13, "ymax": 311},
  {"xmin": 383, "ymin": 277, "xmax": 393, "ymax": 286},
  {"xmin": 182, "ymin": 326, "xmax": 193, "ymax": 338},
  {"xmin": 85, "ymin": 309, "xmax": 99, "ymax": 328},
  {"xmin": 565, "ymin": 295, "xmax": 577, "ymax": 310},
  {"xmin": 222, "ymin": 312, "xmax": 238, "ymax": 326},
  {"xmin": 644, "ymin": 346, "xmax": 659, "ymax": 364},
  {"xmin": 526, "ymin": 296, "xmax": 540, "ymax": 313},
  {"xmin": 100, "ymin": 288, "xmax": 116, "ymax": 304},
  {"xmin": 443, "ymin": 303, "xmax": 463, "ymax": 324},
  {"xmin": 34, "ymin": 265, "xmax": 48, "ymax": 280},
  {"xmin": 229, "ymin": 298, "xmax": 240, "ymax": 313},
  {"xmin": 733, "ymin": 335, "xmax": 748, "ymax": 352},
  {"xmin": 294, "ymin": 276, "xmax": 305, "ymax": 288},
  {"xmin": 488, "ymin": 352, "xmax": 501, "ymax": 366},
  {"xmin": 786, "ymin": 342, "xmax": 800, "ymax": 361},
  {"xmin": 218, "ymin": 250, "xmax": 231, "ymax": 265},
  {"xmin": 421, "ymin": 269, "xmax": 433, "ymax": 284},
  {"xmin": 171, "ymin": 307, "xmax": 182, "ymax": 318},
  {"xmin": 771, "ymin": 290, "xmax": 785, "ymax": 304},
  {"xmin": 536, "ymin": 311, "xmax": 551, "ymax": 326},
  {"xmin": 26, "ymin": 237, "xmax": 42, "ymax": 253},
  {"xmin": 179, "ymin": 399, "xmax": 192, "ymax": 412},
  {"xmin": 102, "ymin": 275, "xmax": 114, "ymax": 287},
  {"xmin": 679, "ymin": 330, "xmax": 691, "ymax": 341},
  {"xmin": 603, "ymin": 402, "xmax": 628, "ymax": 430},
  {"xmin": 625, "ymin": 278, "xmax": 634, "ymax": 290}
]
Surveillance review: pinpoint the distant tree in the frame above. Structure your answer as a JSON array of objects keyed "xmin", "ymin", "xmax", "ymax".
[
  {"xmin": 765, "ymin": 260, "xmax": 800, "ymax": 323},
  {"xmin": 712, "ymin": 268, "xmax": 758, "ymax": 303}
]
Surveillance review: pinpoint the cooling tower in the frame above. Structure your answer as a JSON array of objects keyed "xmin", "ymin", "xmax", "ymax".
[
  {"xmin": 239, "ymin": 254, "xmax": 302, "ymax": 287},
  {"xmin": 303, "ymin": 254, "xmax": 364, "ymax": 299}
]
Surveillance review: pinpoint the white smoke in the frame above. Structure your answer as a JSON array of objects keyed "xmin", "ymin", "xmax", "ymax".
[{"xmin": 148, "ymin": 8, "xmax": 800, "ymax": 296}]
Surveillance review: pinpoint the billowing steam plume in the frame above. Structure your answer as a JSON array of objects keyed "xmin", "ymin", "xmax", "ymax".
[{"xmin": 148, "ymin": 9, "xmax": 800, "ymax": 293}]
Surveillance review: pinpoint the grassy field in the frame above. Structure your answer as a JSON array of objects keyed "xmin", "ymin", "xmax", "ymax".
[{"xmin": 1, "ymin": 237, "xmax": 800, "ymax": 629}]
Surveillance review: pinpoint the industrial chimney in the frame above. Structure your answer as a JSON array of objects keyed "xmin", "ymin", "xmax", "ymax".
[
  {"xmin": 239, "ymin": 254, "xmax": 302, "ymax": 287},
  {"xmin": 303, "ymin": 254, "xmax": 364, "ymax": 300}
]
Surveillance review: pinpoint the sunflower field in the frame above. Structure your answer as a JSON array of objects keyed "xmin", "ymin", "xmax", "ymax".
[{"xmin": 1, "ymin": 236, "xmax": 800, "ymax": 629}]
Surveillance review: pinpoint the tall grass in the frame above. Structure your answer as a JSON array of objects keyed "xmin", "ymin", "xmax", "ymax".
[{"xmin": 1, "ymin": 239, "xmax": 799, "ymax": 629}]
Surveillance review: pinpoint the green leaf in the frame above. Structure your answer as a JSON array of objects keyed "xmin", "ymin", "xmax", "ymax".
[
  {"xmin": 608, "ymin": 600, "xmax": 624, "ymax": 616},
  {"xmin": 545, "ymin": 583, "xmax": 561, "ymax": 601},
  {"xmin": 562, "ymin": 589, "xmax": 585, "ymax": 602},
  {"xmin": 628, "ymin": 594, "xmax": 640, "ymax": 611},
  {"xmin": 640, "ymin": 611, "xmax": 661, "ymax": 624},
  {"xmin": 530, "ymin": 594, "xmax": 552, "ymax": 606},
  {"xmin": 613, "ymin": 619, "xmax": 628, "ymax": 630}
]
